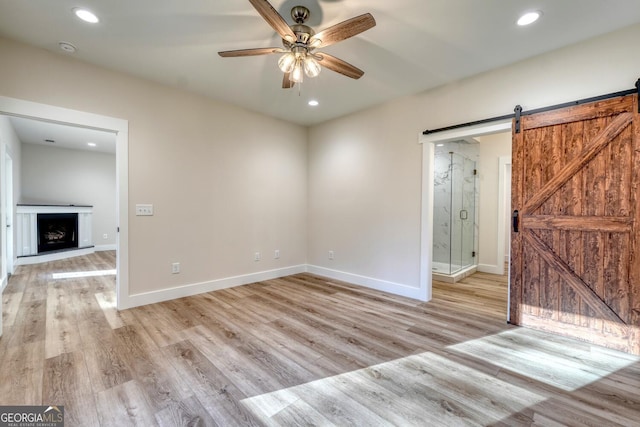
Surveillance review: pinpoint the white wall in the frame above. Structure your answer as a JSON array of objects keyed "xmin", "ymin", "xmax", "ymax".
[
  {"xmin": 476, "ymin": 132, "xmax": 511, "ymax": 274},
  {"xmin": 0, "ymin": 36, "xmax": 307, "ymax": 306},
  {"xmin": 20, "ymin": 143, "xmax": 116, "ymax": 247},
  {"xmin": 308, "ymin": 105, "xmax": 423, "ymax": 296},
  {"xmin": 308, "ymin": 23, "xmax": 640, "ymax": 296}
]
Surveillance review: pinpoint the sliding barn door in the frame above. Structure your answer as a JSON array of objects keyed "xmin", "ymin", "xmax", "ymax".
[{"xmin": 510, "ymin": 94, "xmax": 640, "ymax": 355}]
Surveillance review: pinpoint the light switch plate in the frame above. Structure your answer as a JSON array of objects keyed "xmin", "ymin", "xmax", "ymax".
[{"xmin": 136, "ymin": 204, "xmax": 153, "ymax": 216}]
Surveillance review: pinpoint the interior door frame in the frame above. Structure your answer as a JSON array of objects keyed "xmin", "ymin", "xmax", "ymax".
[
  {"xmin": 419, "ymin": 119, "xmax": 512, "ymax": 303},
  {"xmin": 4, "ymin": 146, "xmax": 13, "ymax": 276},
  {"xmin": 0, "ymin": 96, "xmax": 129, "ymax": 310}
]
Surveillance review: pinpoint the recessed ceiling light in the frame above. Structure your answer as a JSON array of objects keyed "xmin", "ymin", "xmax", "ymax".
[
  {"xmin": 517, "ymin": 11, "xmax": 541, "ymax": 26},
  {"xmin": 87, "ymin": 142, "xmax": 97, "ymax": 147},
  {"xmin": 73, "ymin": 8, "xmax": 99, "ymax": 24},
  {"xmin": 58, "ymin": 41, "xmax": 77, "ymax": 53},
  {"xmin": 308, "ymin": 100, "xmax": 319, "ymax": 106},
  {"xmin": 436, "ymin": 144, "xmax": 444, "ymax": 147}
]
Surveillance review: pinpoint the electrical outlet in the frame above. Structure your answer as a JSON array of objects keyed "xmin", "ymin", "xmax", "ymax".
[
  {"xmin": 328, "ymin": 250, "xmax": 334, "ymax": 260},
  {"xmin": 136, "ymin": 204, "xmax": 154, "ymax": 216},
  {"xmin": 172, "ymin": 262, "xmax": 180, "ymax": 274},
  {"xmin": 274, "ymin": 249, "xmax": 280, "ymax": 259},
  {"xmin": 254, "ymin": 252, "xmax": 261, "ymax": 261},
  {"xmin": 103, "ymin": 233, "xmax": 108, "ymax": 240}
]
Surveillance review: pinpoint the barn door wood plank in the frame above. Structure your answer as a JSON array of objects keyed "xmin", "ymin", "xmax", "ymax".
[
  {"xmin": 509, "ymin": 118, "xmax": 525, "ymax": 325},
  {"xmin": 558, "ymin": 121, "xmax": 585, "ymax": 327},
  {"xmin": 522, "ymin": 112, "xmax": 632, "ymax": 215},
  {"xmin": 581, "ymin": 116, "xmax": 610, "ymax": 332},
  {"xmin": 521, "ymin": 96, "xmax": 634, "ymax": 130},
  {"xmin": 522, "ymin": 215, "xmax": 632, "ymax": 232},
  {"xmin": 523, "ymin": 231, "xmax": 625, "ymax": 326}
]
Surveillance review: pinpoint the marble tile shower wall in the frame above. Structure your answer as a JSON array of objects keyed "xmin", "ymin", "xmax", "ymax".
[{"xmin": 433, "ymin": 141, "xmax": 479, "ymax": 274}]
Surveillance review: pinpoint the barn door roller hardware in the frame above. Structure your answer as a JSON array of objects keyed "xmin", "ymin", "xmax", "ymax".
[
  {"xmin": 514, "ymin": 105, "xmax": 522, "ymax": 134},
  {"xmin": 422, "ymin": 77, "xmax": 640, "ymax": 135}
]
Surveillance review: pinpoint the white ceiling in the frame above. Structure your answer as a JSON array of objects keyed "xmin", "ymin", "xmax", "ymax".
[
  {"xmin": 9, "ymin": 116, "xmax": 116, "ymax": 154},
  {"xmin": 1, "ymin": 0, "xmax": 640, "ymax": 126}
]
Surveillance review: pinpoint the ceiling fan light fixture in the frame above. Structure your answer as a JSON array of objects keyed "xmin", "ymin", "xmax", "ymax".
[
  {"xmin": 303, "ymin": 56, "xmax": 321, "ymax": 78},
  {"xmin": 278, "ymin": 52, "xmax": 296, "ymax": 73},
  {"xmin": 291, "ymin": 59, "xmax": 304, "ymax": 83}
]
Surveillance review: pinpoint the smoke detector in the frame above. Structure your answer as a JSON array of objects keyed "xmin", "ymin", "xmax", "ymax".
[{"xmin": 59, "ymin": 42, "xmax": 77, "ymax": 53}]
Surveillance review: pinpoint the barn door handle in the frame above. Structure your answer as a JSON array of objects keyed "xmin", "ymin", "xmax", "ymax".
[{"xmin": 512, "ymin": 210, "xmax": 519, "ymax": 233}]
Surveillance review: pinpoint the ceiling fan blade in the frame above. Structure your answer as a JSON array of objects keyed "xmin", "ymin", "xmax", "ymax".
[
  {"xmin": 218, "ymin": 47, "xmax": 281, "ymax": 57},
  {"xmin": 310, "ymin": 13, "xmax": 376, "ymax": 48},
  {"xmin": 248, "ymin": 0, "xmax": 296, "ymax": 43},
  {"xmin": 317, "ymin": 53, "xmax": 364, "ymax": 79},
  {"xmin": 282, "ymin": 72, "xmax": 295, "ymax": 89}
]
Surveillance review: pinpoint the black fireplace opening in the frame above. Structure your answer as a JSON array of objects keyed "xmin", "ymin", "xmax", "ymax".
[{"xmin": 37, "ymin": 213, "xmax": 79, "ymax": 254}]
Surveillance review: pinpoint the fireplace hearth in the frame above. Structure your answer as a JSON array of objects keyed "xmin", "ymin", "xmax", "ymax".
[{"xmin": 37, "ymin": 213, "xmax": 79, "ymax": 253}]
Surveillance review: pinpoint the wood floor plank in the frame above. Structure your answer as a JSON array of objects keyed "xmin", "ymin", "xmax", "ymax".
[
  {"xmin": 1, "ymin": 290, "xmax": 23, "ymax": 328},
  {"xmin": 113, "ymin": 325, "xmax": 190, "ymax": 412},
  {"xmin": 95, "ymin": 380, "xmax": 158, "ymax": 427},
  {"xmin": 2, "ymin": 252, "xmax": 640, "ymax": 425},
  {"xmin": 162, "ymin": 339, "xmax": 242, "ymax": 400},
  {"xmin": 45, "ymin": 283, "xmax": 81, "ymax": 359},
  {"xmin": 154, "ymin": 395, "xmax": 219, "ymax": 427},
  {"xmin": 0, "ymin": 340, "xmax": 44, "ymax": 405},
  {"xmin": 5, "ymin": 296, "xmax": 46, "ymax": 348},
  {"xmin": 83, "ymin": 333, "xmax": 133, "ymax": 393},
  {"xmin": 42, "ymin": 351, "xmax": 100, "ymax": 426},
  {"xmin": 94, "ymin": 290, "xmax": 126, "ymax": 330}
]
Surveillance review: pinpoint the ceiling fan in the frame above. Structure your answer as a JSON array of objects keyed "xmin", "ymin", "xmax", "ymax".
[{"xmin": 218, "ymin": 0, "xmax": 376, "ymax": 89}]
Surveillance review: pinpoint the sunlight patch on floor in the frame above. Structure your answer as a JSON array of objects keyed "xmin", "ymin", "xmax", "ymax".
[
  {"xmin": 240, "ymin": 351, "xmax": 546, "ymax": 426},
  {"xmin": 52, "ymin": 269, "xmax": 116, "ymax": 279},
  {"xmin": 448, "ymin": 328, "xmax": 639, "ymax": 391}
]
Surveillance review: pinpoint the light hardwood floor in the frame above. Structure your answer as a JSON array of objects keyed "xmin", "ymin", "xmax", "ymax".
[{"xmin": 1, "ymin": 252, "xmax": 639, "ymax": 426}]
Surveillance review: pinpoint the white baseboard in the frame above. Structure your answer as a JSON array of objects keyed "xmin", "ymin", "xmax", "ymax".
[
  {"xmin": 477, "ymin": 263, "xmax": 505, "ymax": 275},
  {"xmin": 95, "ymin": 244, "xmax": 116, "ymax": 251},
  {"xmin": 307, "ymin": 265, "xmax": 423, "ymax": 300},
  {"xmin": 123, "ymin": 265, "xmax": 308, "ymax": 309}
]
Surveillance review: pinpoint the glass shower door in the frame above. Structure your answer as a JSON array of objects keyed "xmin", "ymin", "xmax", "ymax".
[{"xmin": 450, "ymin": 154, "xmax": 476, "ymax": 273}]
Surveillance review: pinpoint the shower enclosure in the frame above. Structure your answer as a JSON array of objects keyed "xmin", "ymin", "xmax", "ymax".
[{"xmin": 433, "ymin": 142, "xmax": 478, "ymax": 280}]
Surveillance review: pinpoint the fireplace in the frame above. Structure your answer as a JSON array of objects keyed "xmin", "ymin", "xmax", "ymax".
[
  {"xmin": 37, "ymin": 213, "xmax": 79, "ymax": 253},
  {"xmin": 16, "ymin": 204, "xmax": 93, "ymax": 263}
]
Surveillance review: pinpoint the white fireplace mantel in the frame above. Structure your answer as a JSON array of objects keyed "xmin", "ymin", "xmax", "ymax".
[{"xmin": 16, "ymin": 204, "xmax": 93, "ymax": 263}]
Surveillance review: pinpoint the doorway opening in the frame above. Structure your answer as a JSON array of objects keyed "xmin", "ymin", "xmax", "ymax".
[
  {"xmin": 420, "ymin": 119, "xmax": 512, "ymax": 309},
  {"xmin": 0, "ymin": 96, "xmax": 129, "ymax": 310}
]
